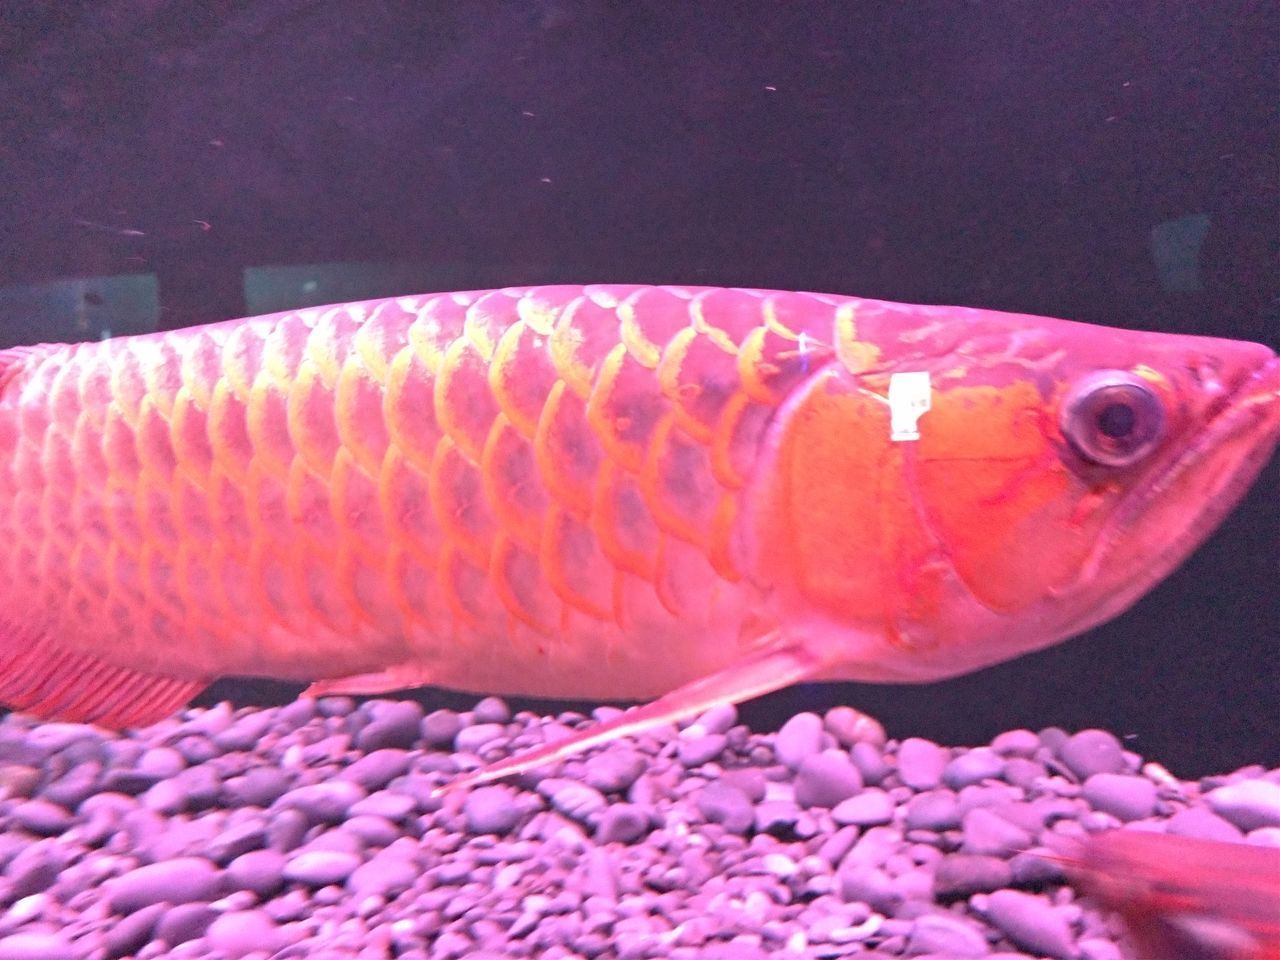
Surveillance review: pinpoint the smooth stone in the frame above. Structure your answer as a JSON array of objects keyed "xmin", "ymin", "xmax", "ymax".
[
  {"xmin": 933, "ymin": 854, "xmax": 1013, "ymax": 898},
  {"xmin": 775, "ymin": 713, "xmax": 825, "ymax": 770},
  {"xmin": 962, "ymin": 808, "xmax": 1034, "ymax": 858},
  {"xmin": 1058, "ymin": 729, "xmax": 1126, "ymax": 780},
  {"xmin": 795, "ymin": 751, "xmax": 864, "ymax": 808},
  {"xmin": 943, "ymin": 748, "xmax": 1006, "ymax": 789},
  {"xmin": 1205, "ymin": 779, "xmax": 1280, "ymax": 831},
  {"xmin": 108, "ymin": 858, "xmax": 222, "ymax": 913},
  {"xmin": 464, "ymin": 786, "xmax": 522, "ymax": 835},
  {"xmin": 696, "ymin": 783, "xmax": 754, "ymax": 834},
  {"xmin": 595, "ymin": 804, "xmax": 650, "ymax": 844},
  {"xmin": 1081, "ymin": 773, "xmax": 1158, "ymax": 821},
  {"xmin": 897, "ymin": 739, "xmax": 948, "ymax": 790},
  {"xmin": 982, "ymin": 889, "xmax": 1075, "ymax": 960},
  {"xmin": 831, "ymin": 788, "xmax": 894, "ymax": 827},
  {"xmin": 282, "ymin": 850, "xmax": 361, "ymax": 886},
  {"xmin": 906, "ymin": 912, "xmax": 991, "ymax": 957},
  {"xmin": 205, "ymin": 910, "xmax": 286, "ymax": 955}
]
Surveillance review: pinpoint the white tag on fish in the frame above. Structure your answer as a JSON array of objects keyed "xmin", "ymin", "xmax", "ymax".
[{"xmin": 888, "ymin": 371, "xmax": 931, "ymax": 441}]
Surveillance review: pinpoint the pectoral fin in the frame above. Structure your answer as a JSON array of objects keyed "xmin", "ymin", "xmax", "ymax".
[{"xmin": 441, "ymin": 635, "xmax": 824, "ymax": 793}]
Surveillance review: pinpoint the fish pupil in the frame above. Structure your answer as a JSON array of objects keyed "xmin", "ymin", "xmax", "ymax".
[{"xmin": 1096, "ymin": 401, "xmax": 1136, "ymax": 439}]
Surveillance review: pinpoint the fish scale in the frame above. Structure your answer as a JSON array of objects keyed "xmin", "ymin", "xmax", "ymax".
[
  {"xmin": 0, "ymin": 284, "xmax": 828, "ymax": 713},
  {"xmin": 0, "ymin": 284, "xmax": 1275, "ymax": 793}
]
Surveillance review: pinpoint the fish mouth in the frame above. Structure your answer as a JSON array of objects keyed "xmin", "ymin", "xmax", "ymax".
[{"xmin": 1078, "ymin": 351, "xmax": 1280, "ymax": 597}]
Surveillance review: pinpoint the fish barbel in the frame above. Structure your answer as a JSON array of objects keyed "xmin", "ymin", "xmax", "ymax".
[{"xmin": 0, "ymin": 284, "xmax": 1275, "ymax": 785}]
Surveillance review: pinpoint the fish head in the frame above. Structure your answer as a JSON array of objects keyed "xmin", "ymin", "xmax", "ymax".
[{"xmin": 747, "ymin": 299, "xmax": 1279, "ymax": 680}]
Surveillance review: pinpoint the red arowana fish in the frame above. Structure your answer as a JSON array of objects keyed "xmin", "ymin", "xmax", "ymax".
[
  {"xmin": 1056, "ymin": 830, "xmax": 1280, "ymax": 960},
  {"xmin": 0, "ymin": 285, "xmax": 1276, "ymax": 787}
]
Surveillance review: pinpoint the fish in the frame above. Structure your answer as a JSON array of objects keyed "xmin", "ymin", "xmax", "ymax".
[
  {"xmin": 1054, "ymin": 830, "xmax": 1280, "ymax": 960},
  {"xmin": 0, "ymin": 284, "xmax": 1275, "ymax": 788}
]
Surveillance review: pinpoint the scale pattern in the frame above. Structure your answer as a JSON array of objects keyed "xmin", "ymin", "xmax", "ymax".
[{"xmin": 0, "ymin": 284, "xmax": 850, "ymax": 693}]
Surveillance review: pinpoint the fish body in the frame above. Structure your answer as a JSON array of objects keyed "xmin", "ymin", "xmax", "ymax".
[
  {"xmin": 1061, "ymin": 830, "xmax": 1280, "ymax": 960},
  {"xmin": 0, "ymin": 285, "xmax": 1275, "ymax": 776}
]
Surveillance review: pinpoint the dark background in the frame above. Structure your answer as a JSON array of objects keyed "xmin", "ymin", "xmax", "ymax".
[{"xmin": 0, "ymin": 1, "xmax": 1275, "ymax": 777}]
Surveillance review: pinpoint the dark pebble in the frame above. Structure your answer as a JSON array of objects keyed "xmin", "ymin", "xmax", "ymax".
[
  {"xmin": 421, "ymin": 709, "xmax": 463, "ymax": 747},
  {"xmin": 267, "ymin": 807, "xmax": 310, "ymax": 851},
  {"xmin": 339, "ymin": 748, "xmax": 412, "ymax": 790},
  {"xmin": 795, "ymin": 751, "xmax": 863, "ymax": 808},
  {"xmin": 595, "ymin": 804, "xmax": 650, "ymax": 844},
  {"xmin": 225, "ymin": 849, "xmax": 287, "ymax": 898},
  {"xmin": 933, "ymin": 853, "xmax": 1014, "ymax": 898},
  {"xmin": 222, "ymin": 766, "xmax": 290, "ymax": 807},
  {"xmin": 677, "ymin": 733, "xmax": 728, "ymax": 768},
  {"xmin": 104, "ymin": 901, "xmax": 166, "ymax": 959},
  {"xmin": 1058, "ymin": 729, "xmax": 1126, "ymax": 780},
  {"xmin": 464, "ymin": 786, "xmax": 523, "ymax": 835},
  {"xmin": 10, "ymin": 801, "xmax": 73, "ymax": 836},
  {"xmin": 982, "ymin": 889, "xmax": 1075, "ymax": 959},
  {"xmin": 347, "ymin": 855, "xmax": 419, "ymax": 897},
  {"xmin": 108, "ymin": 857, "xmax": 222, "ymax": 913},
  {"xmin": 274, "ymin": 780, "xmax": 366, "ymax": 824},
  {"xmin": 583, "ymin": 749, "xmax": 646, "ymax": 794},
  {"xmin": 696, "ymin": 783, "xmax": 754, "ymax": 834},
  {"xmin": 897, "ymin": 738, "xmax": 948, "ymax": 790},
  {"xmin": 154, "ymin": 902, "xmax": 218, "ymax": 945}
]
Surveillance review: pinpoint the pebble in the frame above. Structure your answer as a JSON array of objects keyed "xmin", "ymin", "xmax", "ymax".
[
  {"xmin": 944, "ymin": 748, "xmax": 1006, "ymax": 789},
  {"xmin": 8, "ymin": 802, "xmax": 72, "ymax": 837},
  {"xmin": 906, "ymin": 911, "xmax": 991, "ymax": 957},
  {"xmin": 283, "ymin": 850, "xmax": 362, "ymax": 886},
  {"xmin": 934, "ymin": 853, "xmax": 1014, "ymax": 898},
  {"xmin": 1081, "ymin": 773, "xmax": 1158, "ymax": 821},
  {"xmin": 982, "ymin": 889, "xmax": 1076, "ymax": 960},
  {"xmin": 108, "ymin": 857, "xmax": 222, "ymax": 912},
  {"xmin": 897, "ymin": 738, "xmax": 948, "ymax": 790},
  {"xmin": 205, "ymin": 910, "xmax": 287, "ymax": 955},
  {"xmin": 696, "ymin": 783, "xmax": 754, "ymax": 834},
  {"xmin": 0, "ymin": 932, "xmax": 81, "ymax": 960},
  {"xmin": 962, "ymin": 808, "xmax": 1034, "ymax": 858},
  {"xmin": 275, "ymin": 780, "xmax": 367, "ymax": 824},
  {"xmin": 774, "ymin": 713, "xmax": 825, "ymax": 769},
  {"xmin": 0, "ymin": 700, "xmax": 1266, "ymax": 960},
  {"xmin": 1058, "ymin": 729, "xmax": 1126, "ymax": 780},
  {"xmin": 794, "ymin": 751, "xmax": 864, "ymax": 808},
  {"xmin": 677, "ymin": 733, "xmax": 728, "ymax": 768},
  {"xmin": 1205, "ymin": 779, "xmax": 1280, "ymax": 830},
  {"xmin": 831, "ymin": 788, "xmax": 894, "ymax": 826},
  {"xmin": 463, "ymin": 785, "xmax": 523, "ymax": 835}
]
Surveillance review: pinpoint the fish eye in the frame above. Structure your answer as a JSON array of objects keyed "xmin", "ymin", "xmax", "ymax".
[{"xmin": 1061, "ymin": 371, "xmax": 1166, "ymax": 467}]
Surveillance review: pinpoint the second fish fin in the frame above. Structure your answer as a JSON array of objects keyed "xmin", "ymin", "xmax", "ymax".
[
  {"xmin": 0, "ymin": 616, "xmax": 208, "ymax": 729},
  {"xmin": 301, "ymin": 662, "xmax": 441, "ymax": 698},
  {"xmin": 441, "ymin": 635, "xmax": 825, "ymax": 793}
]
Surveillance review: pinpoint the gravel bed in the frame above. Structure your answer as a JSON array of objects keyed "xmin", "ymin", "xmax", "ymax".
[{"xmin": 0, "ymin": 696, "xmax": 1277, "ymax": 960}]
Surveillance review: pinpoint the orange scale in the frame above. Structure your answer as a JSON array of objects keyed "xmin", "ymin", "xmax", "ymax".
[
  {"xmin": 490, "ymin": 321, "xmax": 559, "ymax": 439},
  {"xmin": 429, "ymin": 438, "xmax": 497, "ymax": 570},
  {"xmin": 482, "ymin": 417, "xmax": 549, "ymax": 553},
  {"xmin": 464, "ymin": 289, "xmax": 521, "ymax": 362},
  {"xmin": 533, "ymin": 381, "xmax": 602, "ymax": 521},
  {"xmin": 549, "ymin": 294, "xmax": 621, "ymax": 399},
  {"xmin": 586, "ymin": 344, "xmax": 669, "ymax": 474},
  {"xmin": 434, "ymin": 338, "xmax": 499, "ymax": 465},
  {"xmin": 690, "ymin": 287, "xmax": 767, "ymax": 351},
  {"xmin": 409, "ymin": 294, "xmax": 469, "ymax": 374},
  {"xmin": 618, "ymin": 286, "xmax": 696, "ymax": 369}
]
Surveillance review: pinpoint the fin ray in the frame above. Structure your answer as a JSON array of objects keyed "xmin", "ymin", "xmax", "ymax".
[
  {"xmin": 441, "ymin": 636, "xmax": 822, "ymax": 792},
  {"xmin": 0, "ymin": 619, "xmax": 208, "ymax": 728}
]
